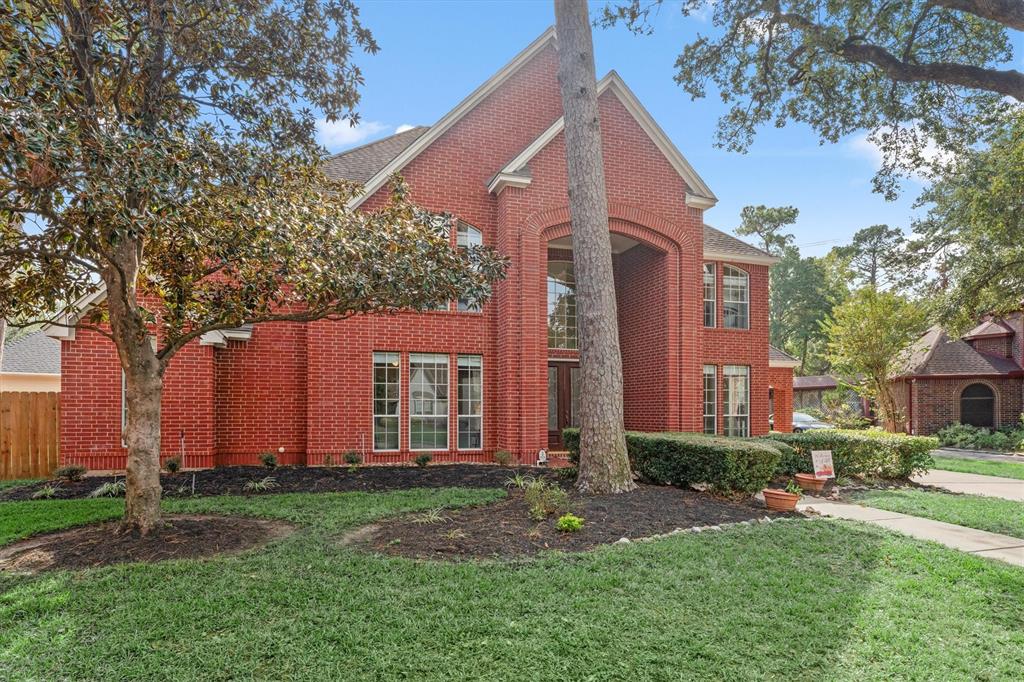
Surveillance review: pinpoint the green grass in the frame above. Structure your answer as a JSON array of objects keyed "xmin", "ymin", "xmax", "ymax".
[
  {"xmin": 932, "ymin": 454, "xmax": 1024, "ymax": 481},
  {"xmin": 0, "ymin": 479, "xmax": 41, "ymax": 491},
  {"xmin": 856, "ymin": 488, "xmax": 1024, "ymax": 539},
  {"xmin": 1, "ymin": 490, "xmax": 1023, "ymax": 680}
]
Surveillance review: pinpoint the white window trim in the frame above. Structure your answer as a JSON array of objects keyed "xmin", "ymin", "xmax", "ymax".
[
  {"xmin": 372, "ymin": 352, "xmax": 401, "ymax": 452},
  {"xmin": 723, "ymin": 265, "xmax": 750, "ymax": 330},
  {"xmin": 703, "ymin": 263, "xmax": 716, "ymax": 328},
  {"xmin": 457, "ymin": 222, "xmax": 484, "ymax": 313},
  {"xmin": 409, "ymin": 353, "xmax": 450, "ymax": 452},
  {"xmin": 702, "ymin": 364, "xmax": 717, "ymax": 434},
  {"xmin": 724, "ymin": 365, "xmax": 750, "ymax": 437},
  {"xmin": 457, "ymin": 355, "xmax": 484, "ymax": 451}
]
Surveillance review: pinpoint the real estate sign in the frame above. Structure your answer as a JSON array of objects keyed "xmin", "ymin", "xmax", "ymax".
[{"xmin": 812, "ymin": 450, "xmax": 835, "ymax": 479}]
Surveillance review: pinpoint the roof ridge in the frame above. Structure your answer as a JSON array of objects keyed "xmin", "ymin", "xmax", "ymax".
[
  {"xmin": 324, "ymin": 125, "xmax": 429, "ymax": 162},
  {"xmin": 702, "ymin": 223, "xmax": 776, "ymax": 261}
]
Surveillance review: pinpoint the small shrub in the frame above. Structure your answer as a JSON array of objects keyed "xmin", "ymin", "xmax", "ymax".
[
  {"xmin": 32, "ymin": 484, "xmax": 60, "ymax": 500},
  {"xmin": 348, "ymin": 464, "xmax": 359, "ymax": 474},
  {"xmin": 414, "ymin": 453, "xmax": 432, "ymax": 467},
  {"xmin": 936, "ymin": 422, "xmax": 1023, "ymax": 452},
  {"xmin": 54, "ymin": 464, "xmax": 87, "ymax": 482},
  {"xmin": 493, "ymin": 449, "xmax": 513, "ymax": 466},
  {"xmin": 344, "ymin": 451, "xmax": 362, "ymax": 465},
  {"xmin": 766, "ymin": 429, "xmax": 936, "ymax": 479},
  {"xmin": 244, "ymin": 476, "xmax": 278, "ymax": 492},
  {"xmin": 555, "ymin": 513, "xmax": 584, "ymax": 532},
  {"xmin": 322, "ymin": 453, "xmax": 336, "ymax": 467},
  {"xmin": 258, "ymin": 452, "xmax": 278, "ymax": 469},
  {"xmin": 504, "ymin": 473, "xmax": 535, "ymax": 489},
  {"xmin": 524, "ymin": 479, "xmax": 569, "ymax": 520},
  {"xmin": 163, "ymin": 456, "xmax": 182, "ymax": 474},
  {"xmin": 89, "ymin": 480, "xmax": 126, "ymax": 498}
]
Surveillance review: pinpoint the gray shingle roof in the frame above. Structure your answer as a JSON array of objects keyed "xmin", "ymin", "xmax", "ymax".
[
  {"xmin": 963, "ymin": 319, "xmax": 1014, "ymax": 339},
  {"xmin": 793, "ymin": 375, "xmax": 839, "ymax": 390},
  {"xmin": 898, "ymin": 326, "xmax": 1022, "ymax": 377},
  {"xmin": 769, "ymin": 345, "xmax": 799, "ymax": 364},
  {"xmin": 323, "ymin": 126, "xmax": 430, "ymax": 184},
  {"xmin": 703, "ymin": 225, "xmax": 776, "ymax": 262},
  {"xmin": 2, "ymin": 331, "xmax": 60, "ymax": 375}
]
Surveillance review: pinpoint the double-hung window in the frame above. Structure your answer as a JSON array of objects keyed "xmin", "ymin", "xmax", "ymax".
[
  {"xmin": 457, "ymin": 355, "xmax": 483, "ymax": 449},
  {"xmin": 702, "ymin": 365, "xmax": 717, "ymax": 434},
  {"xmin": 457, "ymin": 222, "xmax": 484, "ymax": 312},
  {"xmin": 723, "ymin": 265, "xmax": 749, "ymax": 329},
  {"xmin": 723, "ymin": 365, "xmax": 750, "ymax": 437},
  {"xmin": 410, "ymin": 353, "xmax": 449, "ymax": 450},
  {"xmin": 703, "ymin": 263, "xmax": 716, "ymax": 327},
  {"xmin": 372, "ymin": 352, "xmax": 401, "ymax": 451}
]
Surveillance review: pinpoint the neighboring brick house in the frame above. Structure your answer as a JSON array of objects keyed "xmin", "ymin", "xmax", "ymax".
[
  {"xmin": 48, "ymin": 28, "xmax": 792, "ymax": 470},
  {"xmin": 894, "ymin": 316, "xmax": 1024, "ymax": 435}
]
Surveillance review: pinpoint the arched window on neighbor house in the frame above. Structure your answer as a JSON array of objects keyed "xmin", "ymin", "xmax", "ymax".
[{"xmin": 960, "ymin": 383, "xmax": 995, "ymax": 428}]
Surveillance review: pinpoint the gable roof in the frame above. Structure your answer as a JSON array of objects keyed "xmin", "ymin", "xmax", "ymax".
[
  {"xmin": 769, "ymin": 345, "xmax": 800, "ymax": 368},
  {"xmin": 3, "ymin": 330, "xmax": 60, "ymax": 375},
  {"xmin": 793, "ymin": 375, "xmax": 839, "ymax": 390},
  {"xmin": 897, "ymin": 325, "xmax": 1022, "ymax": 377},
  {"xmin": 703, "ymin": 225, "xmax": 778, "ymax": 266},
  {"xmin": 488, "ymin": 70, "xmax": 717, "ymax": 209},
  {"xmin": 347, "ymin": 26, "xmax": 558, "ymax": 208},
  {"xmin": 963, "ymin": 319, "xmax": 1014, "ymax": 340},
  {"xmin": 324, "ymin": 126, "xmax": 429, "ymax": 184}
]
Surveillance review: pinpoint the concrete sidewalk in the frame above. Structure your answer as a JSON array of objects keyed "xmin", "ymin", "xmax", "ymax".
[
  {"xmin": 913, "ymin": 470, "xmax": 1024, "ymax": 502},
  {"xmin": 933, "ymin": 447, "xmax": 1024, "ymax": 463},
  {"xmin": 798, "ymin": 497, "xmax": 1024, "ymax": 567}
]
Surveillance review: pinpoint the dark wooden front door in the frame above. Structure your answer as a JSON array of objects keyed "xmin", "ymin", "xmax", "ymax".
[{"xmin": 547, "ymin": 361, "xmax": 579, "ymax": 449}]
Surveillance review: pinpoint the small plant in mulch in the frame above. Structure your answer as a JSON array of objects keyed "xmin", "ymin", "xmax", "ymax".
[
  {"xmin": 164, "ymin": 456, "xmax": 182, "ymax": 474},
  {"xmin": 344, "ymin": 451, "xmax": 362, "ymax": 465},
  {"xmin": 493, "ymin": 449, "xmax": 513, "ymax": 466},
  {"xmin": 411, "ymin": 507, "xmax": 449, "ymax": 525},
  {"xmin": 524, "ymin": 479, "xmax": 569, "ymax": 521},
  {"xmin": 414, "ymin": 453, "xmax": 432, "ymax": 468},
  {"xmin": 54, "ymin": 464, "xmax": 87, "ymax": 482},
  {"xmin": 244, "ymin": 476, "xmax": 279, "ymax": 493},
  {"xmin": 31, "ymin": 484, "xmax": 60, "ymax": 500},
  {"xmin": 444, "ymin": 528, "xmax": 467, "ymax": 541},
  {"xmin": 556, "ymin": 513, "xmax": 584, "ymax": 533},
  {"xmin": 322, "ymin": 453, "xmax": 336, "ymax": 467},
  {"xmin": 258, "ymin": 452, "xmax": 278, "ymax": 469},
  {"xmin": 89, "ymin": 480, "xmax": 126, "ymax": 498},
  {"xmin": 504, "ymin": 473, "xmax": 535, "ymax": 490}
]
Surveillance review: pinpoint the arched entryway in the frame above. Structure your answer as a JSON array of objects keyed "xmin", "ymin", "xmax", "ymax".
[{"xmin": 960, "ymin": 383, "xmax": 996, "ymax": 428}]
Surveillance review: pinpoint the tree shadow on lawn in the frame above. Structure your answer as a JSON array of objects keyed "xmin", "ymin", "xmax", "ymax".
[{"xmin": 0, "ymin": 491, "xmax": 1022, "ymax": 680}]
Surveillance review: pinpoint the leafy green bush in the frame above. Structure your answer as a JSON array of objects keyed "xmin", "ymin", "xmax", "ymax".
[
  {"xmin": 563, "ymin": 429, "xmax": 779, "ymax": 495},
  {"xmin": 344, "ymin": 451, "xmax": 362, "ymax": 465},
  {"xmin": 31, "ymin": 484, "xmax": 60, "ymax": 500},
  {"xmin": 258, "ymin": 452, "xmax": 278, "ymax": 469},
  {"xmin": 54, "ymin": 464, "xmax": 87, "ymax": 482},
  {"xmin": 163, "ymin": 456, "xmax": 181, "ymax": 474},
  {"xmin": 493, "ymin": 449, "xmax": 513, "ymax": 466},
  {"xmin": 555, "ymin": 513, "xmax": 584, "ymax": 532},
  {"xmin": 766, "ymin": 429, "xmax": 936, "ymax": 479},
  {"xmin": 936, "ymin": 422, "xmax": 1022, "ymax": 452},
  {"xmin": 524, "ymin": 478, "xmax": 569, "ymax": 520},
  {"xmin": 414, "ymin": 453, "xmax": 432, "ymax": 467}
]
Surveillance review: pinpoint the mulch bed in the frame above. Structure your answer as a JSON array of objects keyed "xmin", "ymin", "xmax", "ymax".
[
  {"xmin": 0, "ymin": 464, "xmax": 553, "ymax": 502},
  {"xmin": 0, "ymin": 515, "xmax": 294, "ymax": 574},
  {"xmin": 364, "ymin": 484, "xmax": 797, "ymax": 560}
]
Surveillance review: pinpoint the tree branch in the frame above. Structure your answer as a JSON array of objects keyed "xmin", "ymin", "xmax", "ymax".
[{"xmin": 933, "ymin": 0, "xmax": 1024, "ymax": 30}]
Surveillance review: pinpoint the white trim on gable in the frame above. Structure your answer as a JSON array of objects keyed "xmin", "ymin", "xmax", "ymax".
[
  {"xmin": 348, "ymin": 26, "xmax": 558, "ymax": 209},
  {"xmin": 487, "ymin": 71, "xmax": 718, "ymax": 208},
  {"xmin": 704, "ymin": 251, "xmax": 780, "ymax": 266},
  {"xmin": 41, "ymin": 288, "xmax": 108, "ymax": 340}
]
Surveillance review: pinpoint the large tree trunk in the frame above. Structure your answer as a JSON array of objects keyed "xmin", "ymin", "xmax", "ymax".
[
  {"xmin": 554, "ymin": 0, "xmax": 634, "ymax": 494},
  {"xmin": 0, "ymin": 319, "xmax": 6, "ymax": 390}
]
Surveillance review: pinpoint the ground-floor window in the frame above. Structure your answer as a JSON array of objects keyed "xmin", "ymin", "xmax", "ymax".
[
  {"xmin": 724, "ymin": 365, "xmax": 750, "ymax": 437},
  {"xmin": 458, "ymin": 355, "xmax": 483, "ymax": 449},
  {"xmin": 410, "ymin": 353, "xmax": 449, "ymax": 450},
  {"xmin": 372, "ymin": 352, "xmax": 400, "ymax": 451},
  {"xmin": 702, "ymin": 365, "xmax": 716, "ymax": 434}
]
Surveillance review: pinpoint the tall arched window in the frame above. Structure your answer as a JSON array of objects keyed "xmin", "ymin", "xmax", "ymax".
[
  {"xmin": 960, "ymin": 383, "xmax": 995, "ymax": 428},
  {"xmin": 723, "ymin": 265, "xmax": 749, "ymax": 329},
  {"xmin": 457, "ymin": 222, "xmax": 483, "ymax": 311},
  {"xmin": 547, "ymin": 260, "xmax": 577, "ymax": 349}
]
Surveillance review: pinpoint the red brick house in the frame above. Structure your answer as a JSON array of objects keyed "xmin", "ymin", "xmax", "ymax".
[
  {"xmin": 894, "ymin": 315, "xmax": 1024, "ymax": 434},
  {"xmin": 48, "ymin": 28, "xmax": 793, "ymax": 470}
]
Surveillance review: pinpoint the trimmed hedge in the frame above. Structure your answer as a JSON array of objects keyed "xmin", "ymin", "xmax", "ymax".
[
  {"xmin": 562, "ymin": 429, "xmax": 780, "ymax": 495},
  {"xmin": 765, "ymin": 429, "xmax": 936, "ymax": 479}
]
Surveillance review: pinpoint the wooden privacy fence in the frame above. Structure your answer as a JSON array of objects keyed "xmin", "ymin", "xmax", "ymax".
[{"xmin": 0, "ymin": 392, "xmax": 59, "ymax": 480}]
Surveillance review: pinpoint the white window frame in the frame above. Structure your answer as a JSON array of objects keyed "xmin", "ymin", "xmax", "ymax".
[
  {"xmin": 723, "ymin": 365, "xmax": 750, "ymax": 437},
  {"xmin": 372, "ymin": 352, "xmax": 401, "ymax": 452},
  {"xmin": 723, "ymin": 265, "xmax": 749, "ymax": 330},
  {"xmin": 457, "ymin": 355, "xmax": 483, "ymax": 450},
  {"xmin": 703, "ymin": 263, "xmax": 716, "ymax": 328},
  {"xmin": 457, "ymin": 222, "xmax": 484, "ymax": 312},
  {"xmin": 702, "ymin": 365, "xmax": 717, "ymax": 434},
  {"xmin": 547, "ymin": 259, "xmax": 578, "ymax": 350},
  {"xmin": 409, "ymin": 353, "xmax": 449, "ymax": 451}
]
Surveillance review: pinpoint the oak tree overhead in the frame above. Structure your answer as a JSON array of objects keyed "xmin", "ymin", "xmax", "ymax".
[
  {"xmin": 602, "ymin": 0, "xmax": 1023, "ymax": 197},
  {"xmin": 0, "ymin": 1, "xmax": 505, "ymax": 533},
  {"xmin": 553, "ymin": 0, "xmax": 634, "ymax": 494}
]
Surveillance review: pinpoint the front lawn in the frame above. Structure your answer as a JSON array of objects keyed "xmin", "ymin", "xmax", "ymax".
[
  {"xmin": 2, "ymin": 489, "xmax": 1023, "ymax": 680},
  {"xmin": 0, "ymin": 479, "xmax": 40, "ymax": 492},
  {"xmin": 855, "ymin": 488, "xmax": 1024, "ymax": 540},
  {"xmin": 931, "ymin": 454, "xmax": 1024, "ymax": 481}
]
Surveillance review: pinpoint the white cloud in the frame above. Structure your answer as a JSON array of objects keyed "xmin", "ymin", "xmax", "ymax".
[
  {"xmin": 394, "ymin": 123, "xmax": 416, "ymax": 134},
  {"xmin": 316, "ymin": 119, "xmax": 389, "ymax": 152}
]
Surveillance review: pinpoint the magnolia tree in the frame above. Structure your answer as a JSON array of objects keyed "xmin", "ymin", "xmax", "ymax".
[{"xmin": 0, "ymin": 1, "xmax": 505, "ymax": 533}]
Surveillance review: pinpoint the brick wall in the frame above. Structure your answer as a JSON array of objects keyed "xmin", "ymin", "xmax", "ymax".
[
  {"xmin": 911, "ymin": 376, "xmax": 1024, "ymax": 434},
  {"xmin": 768, "ymin": 366, "xmax": 794, "ymax": 432}
]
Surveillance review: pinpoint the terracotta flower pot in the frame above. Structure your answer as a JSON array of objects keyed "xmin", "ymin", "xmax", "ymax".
[
  {"xmin": 794, "ymin": 473, "xmax": 827, "ymax": 493},
  {"xmin": 763, "ymin": 488, "xmax": 800, "ymax": 512}
]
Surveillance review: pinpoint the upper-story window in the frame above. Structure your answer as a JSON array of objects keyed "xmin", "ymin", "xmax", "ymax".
[
  {"xmin": 703, "ymin": 263, "xmax": 716, "ymax": 327},
  {"xmin": 547, "ymin": 260, "xmax": 577, "ymax": 349},
  {"xmin": 457, "ymin": 222, "xmax": 483, "ymax": 312},
  {"xmin": 723, "ymin": 265, "xmax": 749, "ymax": 329}
]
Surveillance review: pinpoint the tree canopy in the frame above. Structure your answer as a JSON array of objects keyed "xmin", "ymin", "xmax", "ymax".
[
  {"xmin": 829, "ymin": 224, "xmax": 908, "ymax": 290},
  {"xmin": 735, "ymin": 204, "xmax": 798, "ymax": 256}
]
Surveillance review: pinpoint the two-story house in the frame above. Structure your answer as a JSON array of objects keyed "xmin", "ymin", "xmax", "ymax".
[{"xmin": 50, "ymin": 28, "xmax": 796, "ymax": 470}]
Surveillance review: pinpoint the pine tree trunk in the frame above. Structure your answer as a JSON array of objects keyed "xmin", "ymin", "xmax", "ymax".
[{"xmin": 554, "ymin": 0, "xmax": 634, "ymax": 494}]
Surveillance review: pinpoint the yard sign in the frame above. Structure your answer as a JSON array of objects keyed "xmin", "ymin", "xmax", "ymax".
[{"xmin": 811, "ymin": 450, "xmax": 835, "ymax": 479}]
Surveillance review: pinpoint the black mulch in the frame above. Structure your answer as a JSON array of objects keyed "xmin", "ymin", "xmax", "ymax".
[
  {"xmin": 366, "ymin": 484, "xmax": 797, "ymax": 560},
  {"xmin": 0, "ymin": 515, "xmax": 294, "ymax": 573},
  {"xmin": 0, "ymin": 464, "xmax": 556, "ymax": 502}
]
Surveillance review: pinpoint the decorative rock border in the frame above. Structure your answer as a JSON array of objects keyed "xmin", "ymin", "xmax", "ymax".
[{"xmin": 613, "ymin": 514, "xmax": 803, "ymax": 545}]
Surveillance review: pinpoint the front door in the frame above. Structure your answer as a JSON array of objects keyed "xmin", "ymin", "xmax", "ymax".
[{"xmin": 547, "ymin": 361, "xmax": 579, "ymax": 449}]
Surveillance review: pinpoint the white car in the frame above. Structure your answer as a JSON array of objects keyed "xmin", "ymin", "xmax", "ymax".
[{"xmin": 792, "ymin": 412, "xmax": 833, "ymax": 433}]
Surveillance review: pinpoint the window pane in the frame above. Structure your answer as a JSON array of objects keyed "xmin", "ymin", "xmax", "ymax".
[
  {"xmin": 410, "ymin": 354, "xmax": 449, "ymax": 450},
  {"xmin": 703, "ymin": 365, "xmax": 716, "ymax": 434},
  {"xmin": 458, "ymin": 222, "xmax": 484, "ymax": 312},
  {"xmin": 457, "ymin": 355, "xmax": 483, "ymax": 450},
  {"xmin": 723, "ymin": 266, "xmax": 749, "ymax": 329},
  {"xmin": 723, "ymin": 365, "xmax": 749, "ymax": 437},
  {"xmin": 548, "ymin": 367, "xmax": 558, "ymax": 431},
  {"xmin": 548, "ymin": 260, "xmax": 577, "ymax": 349},
  {"xmin": 372, "ymin": 352, "xmax": 401, "ymax": 450},
  {"xmin": 703, "ymin": 263, "xmax": 716, "ymax": 328}
]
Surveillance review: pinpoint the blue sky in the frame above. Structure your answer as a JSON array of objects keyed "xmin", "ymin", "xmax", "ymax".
[{"xmin": 318, "ymin": 0, "xmax": 1019, "ymax": 257}]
